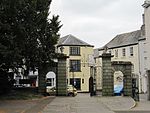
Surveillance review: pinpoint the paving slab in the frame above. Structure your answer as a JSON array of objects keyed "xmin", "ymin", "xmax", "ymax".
[
  {"xmin": 131, "ymin": 100, "xmax": 150, "ymax": 111},
  {"xmin": 98, "ymin": 96, "xmax": 136, "ymax": 111},
  {"xmin": 128, "ymin": 93, "xmax": 150, "ymax": 111},
  {"xmin": 42, "ymin": 93, "xmax": 115, "ymax": 113}
]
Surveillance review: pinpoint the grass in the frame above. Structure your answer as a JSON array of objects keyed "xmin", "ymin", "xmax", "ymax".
[{"xmin": 0, "ymin": 89, "xmax": 44, "ymax": 100}]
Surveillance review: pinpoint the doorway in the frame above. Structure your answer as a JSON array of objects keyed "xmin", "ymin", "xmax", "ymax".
[{"xmin": 70, "ymin": 78, "xmax": 81, "ymax": 90}]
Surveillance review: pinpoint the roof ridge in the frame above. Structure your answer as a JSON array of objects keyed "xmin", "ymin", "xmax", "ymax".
[
  {"xmin": 62, "ymin": 35, "xmax": 71, "ymax": 44},
  {"xmin": 72, "ymin": 35, "xmax": 90, "ymax": 45},
  {"xmin": 101, "ymin": 30, "xmax": 141, "ymax": 49},
  {"xmin": 58, "ymin": 34, "xmax": 94, "ymax": 47},
  {"xmin": 116, "ymin": 30, "xmax": 140, "ymax": 36}
]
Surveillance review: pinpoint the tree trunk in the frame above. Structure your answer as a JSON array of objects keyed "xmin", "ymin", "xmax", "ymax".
[{"xmin": 38, "ymin": 63, "xmax": 48, "ymax": 95}]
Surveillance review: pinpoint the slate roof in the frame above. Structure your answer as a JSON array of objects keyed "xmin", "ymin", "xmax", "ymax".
[
  {"xmin": 142, "ymin": 0, "xmax": 150, "ymax": 8},
  {"xmin": 99, "ymin": 30, "xmax": 144, "ymax": 50},
  {"xmin": 57, "ymin": 34, "xmax": 94, "ymax": 47},
  {"xmin": 93, "ymin": 49, "xmax": 99, "ymax": 58}
]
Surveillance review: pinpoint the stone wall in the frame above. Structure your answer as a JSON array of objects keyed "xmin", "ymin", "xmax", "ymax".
[
  {"xmin": 101, "ymin": 53, "xmax": 114, "ymax": 96},
  {"xmin": 56, "ymin": 56, "xmax": 68, "ymax": 96}
]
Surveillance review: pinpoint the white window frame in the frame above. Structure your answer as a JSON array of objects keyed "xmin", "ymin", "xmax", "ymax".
[
  {"xmin": 122, "ymin": 48, "xmax": 126, "ymax": 57},
  {"xmin": 130, "ymin": 47, "xmax": 133, "ymax": 56}
]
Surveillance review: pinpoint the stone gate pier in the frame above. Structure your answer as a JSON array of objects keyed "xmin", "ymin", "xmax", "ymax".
[{"xmin": 100, "ymin": 53, "xmax": 132, "ymax": 97}]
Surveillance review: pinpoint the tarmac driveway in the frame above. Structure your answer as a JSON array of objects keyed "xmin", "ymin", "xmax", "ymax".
[{"xmin": 0, "ymin": 96, "xmax": 55, "ymax": 113}]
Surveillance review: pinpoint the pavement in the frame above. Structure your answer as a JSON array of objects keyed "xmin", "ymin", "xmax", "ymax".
[
  {"xmin": 99, "ymin": 96, "xmax": 135, "ymax": 111},
  {"xmin": 131, "ymin": 93, "xmax": 150, "ymax": 111},
  {"xmin": 42, "ymin": 93, "xmax": 136, "ymax": 113},
  {"xmin": 1, "ymin": 93, "xmax": 150, "ymax": 113}
]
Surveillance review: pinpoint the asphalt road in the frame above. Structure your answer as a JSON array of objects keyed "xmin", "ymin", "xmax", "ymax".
[
  {"xmin": 0, "ymin": 96, "xmax": 55, "ymax": 113},
  {"xmin": 115, "ymin": 111, "xmax": 150, "ymax": 113}
]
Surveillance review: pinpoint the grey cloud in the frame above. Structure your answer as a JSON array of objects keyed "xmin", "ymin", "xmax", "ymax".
[
  {"xmin": 61, "ymin": 0, "xmax": 121, "ymax": 16},
  {"xmin": 51, "ymin": 0, "xmax": 144, "ymax": 48}
]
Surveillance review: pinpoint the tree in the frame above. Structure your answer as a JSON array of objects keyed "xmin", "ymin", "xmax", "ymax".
[
  {"xmin": 37, "ymin": 15, "xmax": 62, "ymax": 94},
  {"xmin": 0, "ymin": 0, "xmax": 62, "ymax": 94}
]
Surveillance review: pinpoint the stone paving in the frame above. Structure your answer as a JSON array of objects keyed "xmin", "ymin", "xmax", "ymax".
[
  {"xmin": 42, "ymin": 93, "xmax": 136, "ymax": 113},
  {"xmin": 130, "ymin": 93, "xmax": 150, "ymax": 111},
  {"xmin": 1, "ymin": 93, "xmax": 150, "ymax": 113},
  {"xmin": 99, "ymin": 96, "xmax": 135, "ymax": 111}
]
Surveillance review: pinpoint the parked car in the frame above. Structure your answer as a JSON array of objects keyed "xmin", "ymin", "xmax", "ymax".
[
  {"xmin": 46, "ymin": 86, "xmax": 56, "ymax": 95},
  {"xmin": 46, "ymin": 85, "xmax": 77, "ymax": 96},
  {"xmin": 67, "ymin": 85, "xmax": 77, "ymax": 96}
]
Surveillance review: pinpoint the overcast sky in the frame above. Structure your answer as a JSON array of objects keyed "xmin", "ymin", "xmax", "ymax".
[{"xmin": 50, "ymin": 0, "xmax": 144, "ymax": 48}]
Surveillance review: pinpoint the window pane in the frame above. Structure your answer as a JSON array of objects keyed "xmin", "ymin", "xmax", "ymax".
[
  {"xmin": 130, "ymin": 47, "xmax": 133, "ymax": 56},
  {"xmin": 115, "ymin": 49, "xmax": 118, "ymax": 57},
  {"xmin": 82, "ymin": 79, "xmax": 84, "ymax": 84},
  {"xmin": 46, "ymin": 78, "xmax": 52, "ymax": 86},
  {"xmin": 122, "ymin": 48, "xmax": 126, "ymax": 56},
  {"xmin": 70, "ymin": 47, "xmax": 80, "ymax": 55},
  {"xmin": 70, "ymin": 60, "xmax": 81, "ymax": 72}
]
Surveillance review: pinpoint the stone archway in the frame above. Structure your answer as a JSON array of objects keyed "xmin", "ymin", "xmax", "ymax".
[
  {"xmin": 112, "ymin": 61, "xmax": 132, "ymax": 96},
  {"xmin": 38, "ymin": 55, "xmax": 68, "ymax": 96},
  {"xmin": 100, "ymin": 53, "xmax": 132, "ymax": 96}
]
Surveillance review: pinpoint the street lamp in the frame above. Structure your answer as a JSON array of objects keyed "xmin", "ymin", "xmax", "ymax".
[
  {"xmin": 71, "ymin": 63, "xmax": 75, "ymax": 86},
  {"xmin": 60, "ymin": 46, "xmax": 64, "ymax": 54}
]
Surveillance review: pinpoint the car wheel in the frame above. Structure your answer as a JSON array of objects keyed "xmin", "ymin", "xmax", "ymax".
[{"xmin": 68, "ymin": 93, "xmax": 74, "ymax": 97}]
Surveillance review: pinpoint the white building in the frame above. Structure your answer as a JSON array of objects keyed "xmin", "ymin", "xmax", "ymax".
[
  {"xmin": 143, "ymin": 0, "xmax": 150, "ymax": 70},
  {"xmin": 93, "ymin": 49, "xmax": 102, "ymax": 90},
  {"xmin": 95, "ymin": 28, "xmax": 147, "ymax": 93}
]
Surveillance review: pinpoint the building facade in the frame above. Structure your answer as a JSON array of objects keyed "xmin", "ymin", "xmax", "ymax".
[
  {"xmin": 93, "ymin": 49, "xmax": 102, "ymax": 90},
  {"xmin": 57, "ymin": 35, "xmax": 94, "ymax": 92},
  {"xmin": 95, "ymin": 29, "xmax": 147, "ymax": 93},
  {"xmin": 143, "ymin": 0, "xmax": 150, "ymax": 70}
]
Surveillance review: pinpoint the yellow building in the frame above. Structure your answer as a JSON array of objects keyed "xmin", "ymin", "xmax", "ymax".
[{"xmin": 57, "ymin": 35, "xmax": 94, "ymax": 92}]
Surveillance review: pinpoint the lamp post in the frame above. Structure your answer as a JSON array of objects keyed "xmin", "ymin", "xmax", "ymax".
[
  {"xmin": 71, "ymin": 63, "xmax": 75, "ymax": 87},
  {"xmin": 60, "ymin": 46, "xmax": 64, "ymax": 54}
]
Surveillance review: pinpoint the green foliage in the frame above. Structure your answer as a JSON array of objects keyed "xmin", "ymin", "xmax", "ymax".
[
  {"xmin": 0, "ymin": 0, "xmax": 62, "ymax": 69},
  {"xmin": 0, "ymin": 0, "xmax": 62, "ymax": 94}
]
